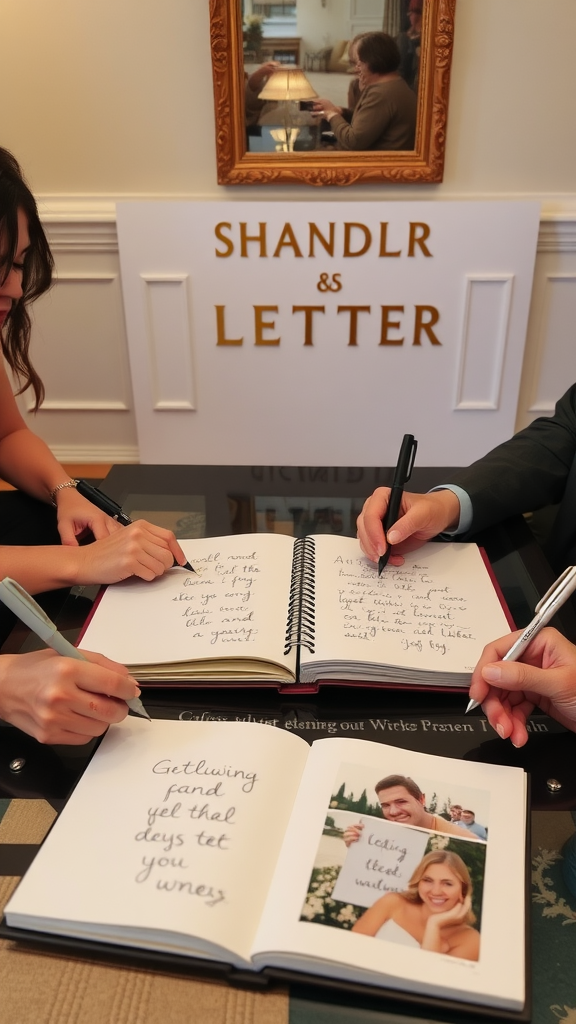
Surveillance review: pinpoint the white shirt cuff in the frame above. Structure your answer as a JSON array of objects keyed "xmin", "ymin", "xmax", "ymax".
[{"xmin": 428, "ymin": 485, "xmax": 473, "ymax": 536}]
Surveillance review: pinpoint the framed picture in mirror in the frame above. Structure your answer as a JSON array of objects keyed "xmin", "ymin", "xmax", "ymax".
[{"xmin": 209, "ymin": 0, "xmax": 456, "ymax": 186}]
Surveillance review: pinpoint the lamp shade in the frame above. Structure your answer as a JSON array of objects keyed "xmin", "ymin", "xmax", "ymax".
[{"xmin": 258, "ymin": 67, "xmax": 318, "ymax": 101}]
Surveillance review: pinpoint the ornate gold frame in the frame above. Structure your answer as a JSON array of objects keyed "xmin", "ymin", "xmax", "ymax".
[{"xmin": 209, "ymin": 0, "xmax": 456, "ymax": 186}]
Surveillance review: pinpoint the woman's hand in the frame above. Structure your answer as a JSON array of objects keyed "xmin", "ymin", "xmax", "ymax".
[
  {"xmin": 313, "ymin": 98, "xmax": 342, "ymax": 117},
  {"xmin": 73, "ymin": 519, "xmax": 189, "ymax": 584},
  {"xmin": 423, "ymin": 894, "xmax": 472, "ymax": 936},
  {"xmin": 420, "ymin": 895, "xmax": 479, "ymax": 959},
  {"xmin": 356, "ymin": 487, "xmax": 461, "ymax": 564},
  {"xmin": 469, "ymin": 627, "xmax": 576, "ymax": 747},
  {"xmin": 0, "ymin": 648, "xmax": 140, "ymax": 745},
  {"xmin": 54, "ymin": 485, "xmax": 122, "ymax": 544}
]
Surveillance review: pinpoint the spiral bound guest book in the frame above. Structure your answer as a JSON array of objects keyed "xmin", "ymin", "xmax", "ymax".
[{"xmin": 79, "ymin": 535, "xmax": 512, "ymax": 689}]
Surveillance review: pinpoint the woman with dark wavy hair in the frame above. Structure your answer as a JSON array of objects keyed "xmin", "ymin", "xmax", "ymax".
[
  {"xmin": 352, "ymin": 850, "xmax": 480, "ymax": 961},
  {"xmin": 0, "ymin": 148, "xmax": 187, "ymax": 743}
]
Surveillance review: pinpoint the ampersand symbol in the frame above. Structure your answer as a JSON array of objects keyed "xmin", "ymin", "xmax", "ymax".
[{"xmin": 317, "ymin": 273, "xmax": 342, "ymax": 293}]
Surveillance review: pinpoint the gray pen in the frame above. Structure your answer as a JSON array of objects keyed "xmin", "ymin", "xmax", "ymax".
[
  {"xmin": 0, "ymin": 577, "xmax": 151, "ymax": 721},
  {"xmin": 466, "ymin": 564, "xmax": 576, "ymax": 713}
]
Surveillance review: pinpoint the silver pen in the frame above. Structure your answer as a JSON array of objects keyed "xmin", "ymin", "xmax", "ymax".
[
  {"xmin": 466, "ymin": 564, "xmax": 576, "ymax": 713},
  {"xmin": 0, "ymin": 577, "xmax": 151, "ymax": 721}
]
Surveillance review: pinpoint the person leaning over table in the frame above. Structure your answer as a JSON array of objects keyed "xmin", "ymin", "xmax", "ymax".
[
  {"xmin": 0, "ymin": 146, "xmax": 187, "ymax": 742},
  {"xmin": 0, "ymin": 145, "xmax": 188, "ymax": 634},
  {"xmin": 356, "ymin": 384, "xmax": 576, "ymax": 747},
  {"xmin": 313, "ymin": 32, "xmax": 416, "ymax": 151}
]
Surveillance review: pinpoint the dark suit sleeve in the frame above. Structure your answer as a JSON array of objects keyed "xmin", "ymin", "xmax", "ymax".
[{"xmin": 444, "ymin": 384, "xmax": 576, "ymax": 535}]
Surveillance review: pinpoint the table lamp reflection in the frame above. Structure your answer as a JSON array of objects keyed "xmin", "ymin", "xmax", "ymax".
[{"xmin": 258, "ymin": 66, "xmax": 318, "ymax": 152}]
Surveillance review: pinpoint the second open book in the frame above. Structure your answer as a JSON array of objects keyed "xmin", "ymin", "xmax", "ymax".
[
  {"xmin": 80, "ymin": 535, "xmax": 511, "ymax": 687},
  {"xmin": 5, "ymin": 719, "xmax": 528, "ymax": 1016}
]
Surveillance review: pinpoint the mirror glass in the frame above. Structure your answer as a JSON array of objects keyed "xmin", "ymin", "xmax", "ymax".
[{"xmin": 209, "ymin": 0, "xmax": 456, "ymax": 185}]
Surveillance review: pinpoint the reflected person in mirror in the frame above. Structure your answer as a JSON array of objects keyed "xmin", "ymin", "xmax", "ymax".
[
  {"xmin": 244, "ymin": 61, "xmax": 282, "ymax": 128},
  {"xmin": 313, "ymin": 32, "xmax": 416, "ymax": 151},
  {"xmin": 396, "ymin": 0, "xmax": 423, "ymax": 93},
  {"xmin": 346, "ymin": 33, "xmax": 370, "ymax": 113}
]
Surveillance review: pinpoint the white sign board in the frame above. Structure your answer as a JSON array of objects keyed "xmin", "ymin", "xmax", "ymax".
[
  {"xmin": 116, "ymin": 201, "xmax": 540, "ymax": 465},
  {"xmin": 332, "ymin": 815, "xmax": 429, "ymax": 908}
]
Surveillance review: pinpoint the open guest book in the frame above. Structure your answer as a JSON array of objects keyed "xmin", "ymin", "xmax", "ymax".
[
  {"xmin": 79, "ymin": 535, "xmax": 511, "ymax": 689},
  {"xmin": 3, "ymin": 719, "xmax": 529, "ymax": 1018}
]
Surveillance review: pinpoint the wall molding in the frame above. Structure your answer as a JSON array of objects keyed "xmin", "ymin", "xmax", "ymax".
[
  {"xmin": 49, "ymin": 444, "xmax": 139, "ymax": 463},
  {"xmin": 537, "ymin": 218, "xmax": 576, "ymax": 253},
  {"xmin": 37, "ymin": 198, "xmax": 576, "ymax": 254}
]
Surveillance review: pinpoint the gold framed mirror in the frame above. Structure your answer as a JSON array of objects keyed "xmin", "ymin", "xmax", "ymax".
[{"xmin": 209, "ymin": 0, "xmax": 456, "ymax": 186}]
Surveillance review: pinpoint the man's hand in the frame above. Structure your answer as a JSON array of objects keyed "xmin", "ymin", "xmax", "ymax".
[
  {"xmin": 343, "ymin": 822, "xmax": 363, "ymax": 847},
  {"xmin": 469, "ymin": 627, "xmax": 576, "ymax": 747},
  {"xmin": 356, "ymin": 488, "xmax": 461, "ymax": 565},
  {"xmin": 0, "ymin": 648, "xmax": 140, "ymax": 745}
]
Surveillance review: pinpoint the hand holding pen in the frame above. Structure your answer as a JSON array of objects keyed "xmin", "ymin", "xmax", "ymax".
[
  {"xmin": 466, "ymin": 566, "xmax": 576, "ymax": 744},
  {"xmin": 0, "ymin": 577, "xmax": 150, "ymax": 743},
  {"xmin": 76, "ymin": 479, "xmax": 195, "ymax": 573},
  {"xmin": 378, "ymin": 435, "xmax": 418, "ymax": 575}
]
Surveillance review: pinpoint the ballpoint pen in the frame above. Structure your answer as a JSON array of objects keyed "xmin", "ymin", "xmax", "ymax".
[
  {"xmin": 0, "ymin": 577, "xmax": 151, "ymax": 721},
  {"xmin": 378, "ymin": 434, "xmax": 418, "ymax": 576},
  {"xmin": 76, "ymin": 479, "xmax": 196, "ymax": 574},
  {"xmin": 466, "ymin": 564, "xmax": 576, "ymax": 713}
]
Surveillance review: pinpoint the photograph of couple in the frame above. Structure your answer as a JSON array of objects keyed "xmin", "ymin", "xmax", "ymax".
[{"xmin": 300, "ymin": 767, "xmax": 488, "ymax": 962}]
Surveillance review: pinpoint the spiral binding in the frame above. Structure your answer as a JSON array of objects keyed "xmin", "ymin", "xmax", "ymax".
[{"xmin": 284, "ymin": 536, "xmax": 316, "ymax": 655}]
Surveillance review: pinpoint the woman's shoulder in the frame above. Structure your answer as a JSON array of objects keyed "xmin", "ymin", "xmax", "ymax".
[
  {"xmin": 372, "ymin": 891, "xmax": 404, "ymax": 912},
  {"xmin": 381, "ymin": 892, "xmax": 411, "ymax": 916}
]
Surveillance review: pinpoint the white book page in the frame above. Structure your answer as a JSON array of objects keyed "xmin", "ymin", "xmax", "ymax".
[
  {"xmin": 80, "ymin": 533, "xmax": 296, "ymax": 673},
  {"xmin": 304, "ymin": 538, "xmax": 511, "ymax": 676},
  {"xmin": 6, "ymin": 720, "xmax": 310, "ymax": 964},
  {"xmin": 253, "ymin": 737, "xmax": 526, "ymax": 1010}
]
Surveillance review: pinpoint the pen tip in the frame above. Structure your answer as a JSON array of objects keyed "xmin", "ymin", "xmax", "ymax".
[{"xmin": 465, "ymin": 698, "xmax": 479, "ymax": 714}]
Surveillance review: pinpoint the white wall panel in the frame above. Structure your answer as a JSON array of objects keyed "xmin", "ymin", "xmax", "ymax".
[
  {"xmin": 26, "ymin": 274, "xmax": 130, "ymax": 411},
  {"xmin": 117, "ymin": 201, "xmax": 539, "ymax": 467},
  {"xmin": 15, "ymin": 231, "xmax": 138, "ymax": 463},
  {"xmin": 141, "ymin": 276, "xmax": 196, "ymax": 411},
  {"xmin": 455, "ymin": 276, "xmax": 513, "ymax": 410}
]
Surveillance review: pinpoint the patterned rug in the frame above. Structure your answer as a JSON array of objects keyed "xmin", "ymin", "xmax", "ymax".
[{"xmin": 531, "ymin": 846, "xmax": 576, "ymax": 1024}]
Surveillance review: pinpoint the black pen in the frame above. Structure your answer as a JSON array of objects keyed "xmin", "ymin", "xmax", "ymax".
[
  {"xmin": 378, "ymin": 434, "xmax": 418, "ymax": 576},
  {"xmin": 76, "ymin": 479, "xmax": 196, "ymax": 573}
]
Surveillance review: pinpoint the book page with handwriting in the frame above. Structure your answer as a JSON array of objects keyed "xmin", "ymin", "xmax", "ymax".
[
  {"xmin": 80, "ymin": 534, "xmax": 297, "ymax": 679},
  {"xmin": 301, "ymin": 539, "xmax": 511, "ymax": 684},
  {"xmin": 5, "ymin": 719, "xmax": 310, "ymax": 965}
]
